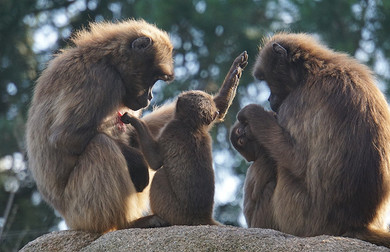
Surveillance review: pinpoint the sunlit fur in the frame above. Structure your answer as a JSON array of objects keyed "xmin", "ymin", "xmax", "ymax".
[
  {"xmin": 232, "ymin": 33, "xmax": 390, "ymax": 248},
  {"xmin": 26, "ymin": 19, "xmax": 174, "ymax": 233}
]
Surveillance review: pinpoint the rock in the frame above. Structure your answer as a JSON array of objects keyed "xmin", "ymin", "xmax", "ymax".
[
  {"xmin": 19, "ymin": 230, "xmax": 101, "ymax": 251},
  {"xmin": 20, "ymin": 225, "xmax": 389, "ymax": 252}
]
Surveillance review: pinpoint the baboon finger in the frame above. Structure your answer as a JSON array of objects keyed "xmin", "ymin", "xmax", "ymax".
[
  {"xmin": 239, "ymin": 51, "xmax": 249, "ymax": 69},
  {"xmin": 120, "ymin": 112, "xmax": 132, "ymax": 124}
]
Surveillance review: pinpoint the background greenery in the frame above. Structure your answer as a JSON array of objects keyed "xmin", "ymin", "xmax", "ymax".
[{"xmin": 1, "ymin": 0, "xmax": 389, "ymax": 250}]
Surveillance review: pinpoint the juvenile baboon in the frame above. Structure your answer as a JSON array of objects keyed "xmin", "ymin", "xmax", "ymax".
[
  {"xmin": 231, "ymin": 33, "xmax": 390, "ymax": 247},
  {"xmin": 123, "ymin": 52, "xmax": 248, "ymax": 227},
  {"xmin": 26, "ymin": 19, "xmax": 175, "ymax": 233}
]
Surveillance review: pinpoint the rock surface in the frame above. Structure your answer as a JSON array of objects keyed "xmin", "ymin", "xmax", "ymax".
[{"xmin": 20, "ymin": 225, "xmax": 389, "ymax": 252}]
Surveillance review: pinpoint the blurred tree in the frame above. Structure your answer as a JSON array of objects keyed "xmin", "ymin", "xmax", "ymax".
[{"xmin": 0, "ymin": 0, "xmax": 389, "ymax": 250}]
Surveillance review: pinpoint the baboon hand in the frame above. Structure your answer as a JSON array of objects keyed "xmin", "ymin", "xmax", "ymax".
[
  {"xmin": 121, "ymin": 112, "xmax": 137, "ymax": 124},
  {"xmin": 237, "ymin": 104, "xmax": 278, "ymax": 138},
  {"xmin": 227, "ymin": 51, "xmax": 248, "ymax": 81},
  {"xmin": 121, "ymin": 112, "xmax": 150, "ymax": 137},
  {"xmin": 214, "ymin": 51, "xmax": 248, "ymax": 120},
  {"xmin": 233, "ymin": 50, "xmax": 249, "ymax": 76},
  {"xmin": 237, "ymin": 104, "xmax": 265, "ymax": 124},
  {"xmin": 226, "ymin": 51, "xmax": 248, "ymax": 88}
]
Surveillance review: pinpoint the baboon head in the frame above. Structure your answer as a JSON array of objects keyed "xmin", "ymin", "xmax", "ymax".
[
  {"xmin": 72, "ymin": 20, "xmax": 175, "ymax": 111},
  {"xmin": 176, "ymin": 90, "xmax": 219, "ymax": 126},
  {"xmin": 253, "ymin": 34, "xmax": 306, "ymax": 112}
]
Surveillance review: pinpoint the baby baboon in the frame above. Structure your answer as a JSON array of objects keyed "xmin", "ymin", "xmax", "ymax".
[
  {"xmin": 123, "ymin": 91, "xmax": 219, "ymax": 227},
  {"xmin": 26, "ymin": 19, "xmax": 174, "ymax": 233},
  {"xmin": 123, "ymin": 52, "xmax": 248, "ymax": 227},
  {"xmin": 231, "ymin": 117, "xmax": 278, "ymax": 229},
  {"xmin": 231, "ymin": 33, "xmax": 390, "ymax": 248}
]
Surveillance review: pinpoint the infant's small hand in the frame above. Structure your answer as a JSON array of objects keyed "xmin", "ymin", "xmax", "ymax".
[{"xmin": 121, "ymin": 112, "xmax": 134, "ymax": 124}]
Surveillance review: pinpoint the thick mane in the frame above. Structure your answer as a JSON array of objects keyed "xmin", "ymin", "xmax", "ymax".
[
  {"xmin": 264, "ymin": 33, "xmax": 374, "ymax": 84},
  {"xmin": 71, "ymin": 19, "xmax": 172, "ymax": 49}
]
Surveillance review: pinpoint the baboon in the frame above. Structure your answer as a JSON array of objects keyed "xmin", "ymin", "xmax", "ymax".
[
  {"xmin": 26, "ymin": 19, "xmax": 175, "ymax": 233},
  {"xmin": 231, "ymin": 33, "xmax": 390, "ymax": 248},
  {"xmin": 123, "ymin": 52, "xmax": 248, "ymax": 227}
]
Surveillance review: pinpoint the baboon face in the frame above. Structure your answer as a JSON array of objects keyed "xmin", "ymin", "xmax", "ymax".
[
  {"xmin": 176, "ymin": 91, "xmax": 219, "ymax": 126},
  {"xmin": 253, "ymin": 42, "xmax": 302, "ymax": 112},
  {"xmin": 230, "ymin": 121, "xmax": 258, "ymax": 162},
  {"xmin": 110, "ymin": 36, "xmax": 174, "ymax": 111}
]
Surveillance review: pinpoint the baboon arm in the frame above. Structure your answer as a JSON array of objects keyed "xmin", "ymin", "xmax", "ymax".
[
  {"xmin": 121, "ymin": 113, "xmax": 163, "ymax": 170},
  {"xmin": 141, "ymin": 102, "xmax": 176, "ymax": 138},
  {"xmin": 237, "ymin": 104, "xmax": 295, "ymax": 169},
  {"xmin": 214, "ymin": 51, "xmax": 248, "ymax": 121},
  {"xmin": 118, "ymin": 142, "xmax": 149, "ymax": 192}
]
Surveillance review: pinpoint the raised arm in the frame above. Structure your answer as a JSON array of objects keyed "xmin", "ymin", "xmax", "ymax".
[
  {"xmin": 213, "ymin": 51, "xmax": 248, "ymax": 121},
  {"xmin": 121, "ymin": 113, "xmax": 163, "ymax": 170}
]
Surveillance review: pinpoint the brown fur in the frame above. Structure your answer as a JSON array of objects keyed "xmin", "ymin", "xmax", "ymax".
[
  {"xmin": 26, "ymin": 19, "xmax": 175, "ymax": 233},
  {"xmin": 124, "ymin": 52, "xmax": 248, "ymax": 227},
  {"xmin": 125, "ymin": 91, "xmax": 219, "ymax": 227},
  {"xmin": 231, "ymin": 33, "xmax": 390, "ymax": 248}
]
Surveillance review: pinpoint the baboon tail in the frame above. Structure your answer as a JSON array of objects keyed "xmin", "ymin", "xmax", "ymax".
[{"xmin": 346, "ymin": 228, "xmax": 390, "ymax": 248}]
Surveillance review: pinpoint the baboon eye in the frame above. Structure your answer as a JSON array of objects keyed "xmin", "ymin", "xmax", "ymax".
[{"xmin": 156, "ymin": 74, "xmax": 174, "ymax": 82}]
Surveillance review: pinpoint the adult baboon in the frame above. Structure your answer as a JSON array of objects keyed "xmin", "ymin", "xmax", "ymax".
[
  {"xmin": 26, "ymin": 20, "xmax": 174, "ymax": 233},
  {"xmin": 231, "ymin": 33, "xmax": 390, "ymax": 248}
]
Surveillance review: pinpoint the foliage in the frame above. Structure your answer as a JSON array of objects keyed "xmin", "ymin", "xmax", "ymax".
[{"xmin": 0, "ymin": 0, "xmax": 389, "ymax": 250}]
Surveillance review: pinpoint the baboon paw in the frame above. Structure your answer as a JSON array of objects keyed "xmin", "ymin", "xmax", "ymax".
[
  {"xmin": 237, "ymin": 104, "xmax": 264, "ymax": 123},
  {"xmin": 231, "ymin": 51, "xmax": 248, "ymax": 83},
  {"xmin": 121, "ymin": 112, "xmax": 132, "ymax": 124},
  {"xmin": 233, "ymin": 51, "xmax": 248, "ymax": 70},
  {"xmin": 239, "ymin": 51, "xmax": 249, "ymax": 69},
  {"xmin": 121, "ymin": 112, "xmax": 139, "ymax": 125}
]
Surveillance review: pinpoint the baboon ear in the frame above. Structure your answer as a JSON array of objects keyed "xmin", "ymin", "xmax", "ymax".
[
  {"xmin": 272, "ymin": 43, "xmax": 287, "ymax": 57},
  {"xmin": 132, "ymin": 37, "xmax": 153, "ymax": 50}
]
